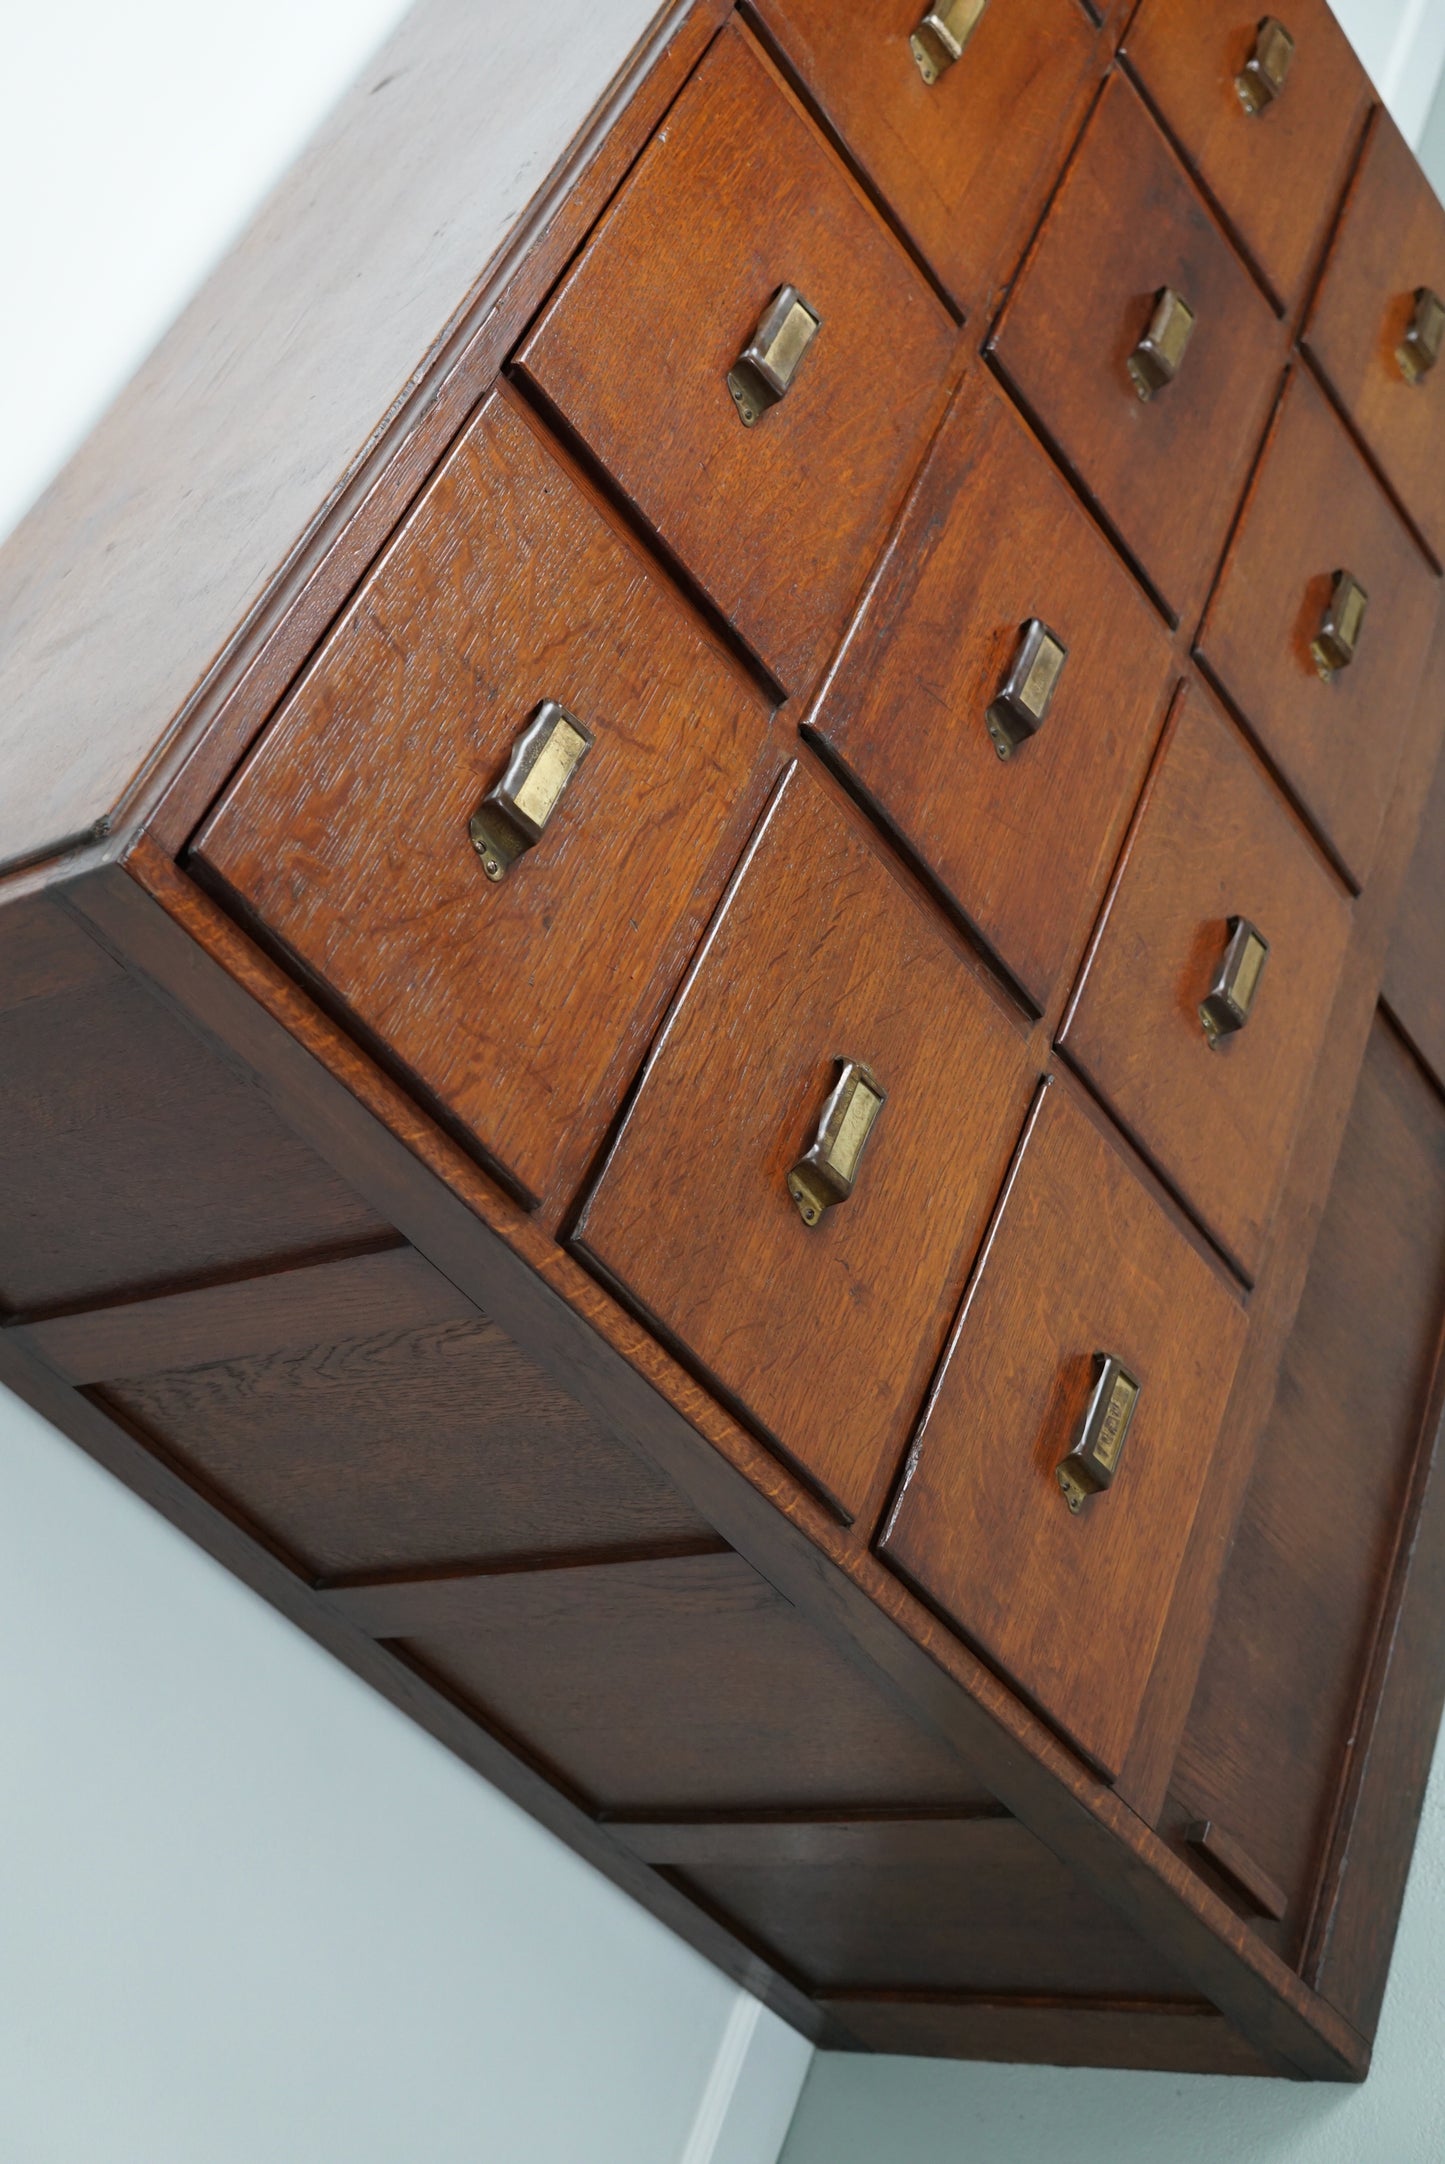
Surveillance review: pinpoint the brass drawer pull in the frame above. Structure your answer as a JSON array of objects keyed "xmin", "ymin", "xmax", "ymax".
[
  {"xmin": 1128, "ymin": 287, "xmax": 1196, "ymax": 402},
  {"xmin": 1057, "ymin": 1353, "xmax": 1141, "ymax": 1514},
  {"xmin": 1235, "ymin": 17, "xmax": 1295, "ymax": 116},
  {"xmin": 1311, "ymin": 569, "xmax": 1369, "ymax": 680},
  {"xmin": 728, "ymin": 285, "xmax": 821, "ymax": 427},
  {"xmin": 1397, "ymin": 287, "xmax": 1445, "ymax": 386},
  {"xmin": 787, "ymin": 1059, "xmax": 886, "ymax": 1227},
  {"xmin": 1200, "ymin": 915, "xmax": 1270, "ymax": 1047},
  {"xmin": 469, "ymin": 699, "xmax": 593, "ymax": 882},
  {"xmin": 910, "ymin": 0, "xmax": 987, "ymax": 86},
  {"xmin": 986, "ymin": 619, "xmax": 1069, "ymax": 760}
]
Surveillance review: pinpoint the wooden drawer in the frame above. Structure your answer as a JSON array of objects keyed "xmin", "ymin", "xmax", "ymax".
[
  {"xmin": 990, "ymin": 69, "xmax": 1281, "ymax": 626},
  {"xmin": 1121, "ymin": 0, "xmax": 1370, "ymax": 309},
  {"xmin": 1060, "ymin": 680, "xmax": 1352, "ymax": 1280},
  {"xmin": 1305, "ymin": 110, "xmax": 1445, "ymax": 566},
  {"xmin": 514, "ymin": 22, "xmax": 956, "ymax": 695},
  {"xmin": 809, "ymin": 366, "xmax": 1176, "ymax": 1014},
  {"xmin": 1198, "ymin": 364, "xmax": 1439, "ymax": 886},
  {"xmin": 750, "ymin": 0, "xmax": 1096, "ymax": 315},
  {"xmin": 194, "ymin": 390, "xmax": 774, "ymax": 1212},
  {"xmin": 575, "ymin": 761, "xmax": 1035, "ymax": 1522},
  {"xmin": 880, "ymin": 1082, "xmax": 1248, "ymax": 1781}
]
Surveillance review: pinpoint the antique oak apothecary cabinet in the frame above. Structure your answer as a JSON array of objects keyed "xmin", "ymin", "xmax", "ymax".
[{"xmin": 5, "ymin": 0, "xmax": 1445, "ymax": 2078}]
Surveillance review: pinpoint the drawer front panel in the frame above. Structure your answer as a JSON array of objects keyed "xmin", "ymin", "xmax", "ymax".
[
  {"xmin": 810, "ymin": 367, "xmax": 1176, "ymax": 1013},
  {"xmin": 991, "ymin": 69, "xmax": 1281, "ymax": 625},
  {"xmin": 1198, "ymin": 365, "xmax": 1439, "ymax": 886},
  {"xmin": 1305, "ymin": 111, "xmax": 1445, "ymax": 565},
  {"xmin": 1060, "ymin": 681, "xmax": 1352, "ymax": 1279},
  {"xmin": 752, "ymin": 0, "xmax": 1096, "ymax": 315},
  {"xmin": 880, "ymin": 1083, "xmax": 1248, "ymax": 1780},
  {"xmin": 1122, "ymin": 0, "xmax": 1370, "ymax": 308},
  {"xmin": 575, "ymin": 761, "xmax": 1036, "ymax": 1522},
  {"xmin": 195, "ymin": 391, "xmax": 774, "ymax": 1210},
  {"xmin": 515, "ymin": 22, "xmax": 956, "ymax": 695}
]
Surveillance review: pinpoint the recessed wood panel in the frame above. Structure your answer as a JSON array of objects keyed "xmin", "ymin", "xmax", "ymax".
[{"xmin": 1385, "ymin": 683, "xmax": 1445, "ymax": 1088}]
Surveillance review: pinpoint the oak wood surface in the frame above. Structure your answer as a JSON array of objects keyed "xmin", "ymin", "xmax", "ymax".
[
  {"xmin": 809, "ymin": 364, "xmax": 1177, "ymax": 1013},
  {"xmin": 1061, "ymin": 678, "xmax": 1353, "ymax": 1281},
  {"xmin": 576, "ymin": 759, "xmax": 1036, "ymax": 1523},
  {"xmin": 0, "ymin": 892, "xmax": 123, "ymax": 1018},
  {"xmin": 1384, "ymin": 736, "xmax": 1445, "ymax": 1085},
  {"xmin": 195, "ymin": 389, "xmax": 775, "ymax": 1212},
  {"xmin": 990, "ymin": 68, "xmax": 1284, "ymax": 626},
  {"xmin": 516, "ymin": 20, "xmax": 957, "ymax": 694},
  {"xmin": 1197, "ymin": 362, "xmax": 1439, "ymax": 886}
]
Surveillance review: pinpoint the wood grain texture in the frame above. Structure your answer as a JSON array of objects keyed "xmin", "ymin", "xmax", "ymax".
[
  {"xmin": 195, "ymin": 390, "xmax": 774, "ymax": 1211},
  {"xmin": 402, "ymin": 1549, "xmax": 998, "ymax": 1814},
  {"xmin": 516, "ymin": 20, "xmax": 957, "ymax": 694},
  {"xmin": 1197, "ymin": 363, "xmax": 1439, "ymax": 886},
  {"xmin": 809, "ymin": 364, "xmax": 1176, "ymax": 1013},
  {"xmin": 1384, "ymin": 726, "xmax": 1445, "ymax": 1087},
  {"xmin": 576, "ymin": 759, "xmax": 1036, "ymax": 1522},
  {"xmin": 1170, "ymin": 1016, "xmax": 1445, "ymax": 1967},
  {"xmin": 990, "ymin": 67, "xmax": 1284, "ymax": 626},
  {"xmin": 0, "ymin": 893, "xmax": 122, "ymax": 1019},
  {"xmin": 750, "ymin": 0, "xmax": 1097, "ymax": 316},
  {"xmin": 1061, "ymin": 678, "xmax": 1353, "ymax": 1280},
  {"xmin": 882, "ymin": 1080, "xmax": 1246, "ymax": 1780},
  {"xmin": 821, "ymin": 1994, "xmax": 1276, "ymax": 2072},
  {"xmin": 1121, "ymin": 0, "xmax": 1371, "ymax": 309},
  {"xmin": 1305, "ymin": 108, "xmax": 1445, "ymax": 567},
  {"xmin": 1185, "ymin": 1819, "xmax": 1288, "ymax": 1923}
]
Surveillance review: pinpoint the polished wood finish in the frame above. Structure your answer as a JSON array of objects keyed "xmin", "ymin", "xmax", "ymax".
[
  {"xmin": 1061, "ymin": 679, "xmax": 1353, "ymax": 1279},
  {"xmin": 750, "ymin": 0, "xmax": 1097, "ymax": 315},
  {"xmin": 194, "ymin": 389, "xmax": 775, "ymax": 1209},
  {"xmin": 576, "ymin": 760, "xmax": 1035, "ymax": 1521},
  {"xmin": 1305, "ymin": 108, "xmax": 1445, "ymax": 567},
  {"xmin": 1198, "ymin": 363, "xmax": 1439, "ymax": 886},
  {"xmin": 1185, "ymin": 1819, "xmax": 1289, "ymax": 1923},
  {"xmin": 990, "ymin": 68, "xmax": 1283, "ymax": 625},
  {"xmin": 821, "ymin": 1995, "xmax": 1275, "ymax": 2073},
  {"xmin": 1122, "ymin": 0, "xmax": 1370, "ymax": 309},
  {"xmin": 1384, "ymin": 737, "xmax": 1445, "ymax": 1087},
  {"xmin": 809, "ymin": 365, "xmax": 1176, "ymax": 1012},
  {"xmin": 516, "ymin": 20, "xmax": 956, "ymax": 693}
]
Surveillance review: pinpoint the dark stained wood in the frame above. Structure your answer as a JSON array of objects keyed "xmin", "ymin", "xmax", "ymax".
[
  {"xmin": 1197, "ymin": 363, "xmax": 1439, "ymax": 886},
  {"xmin": 614, "ymin": 1816, "xmax": 1007, "ymax": 1868},
  {"xmin": 1305, "ymin": 109, "xmax": 1445, "ymax": 569},
  {"xmin": 808, "ymin": 364, "xmax": 1177, "ymax": 1013},
  {"xmin": 515, "ymin": 20, "xmax": 957, "ymax": 694},
  {"xmin": 1384, "ymin": 737, "xmax": 1445, "ymax": 1087},
  {"xmin": 881, "ymin": 1080, "xmax": 1247, "ymax": 1781},
  {"xmin": 194, "ymin": 389, "xmax": 775, "ymax": 1211},
  {"xmin": 990, "ymin": 68, "xmax": 1284, "ymax": 626},
  {"xmin": 401, "ymin": 1549, "xmax": 1000, "ymax": 1814},
  {"xmin": 1185, "ymin": 1820, "xmax": 1289, "ymax": 1923},
  {"xmin": 0, "ymin": 892, "xmax": 122, "ymax": 1018},
  {"xmin": 821, "ymin": 1994, "xmax": 1278, "ymax": 2073},
  {"xmin": 749, "ymin": 0, "xmax": 1098, "ymax": 316},
  {"xmin": 576, "ymin": 760, "xmax": 1036, "ymax": 1522},
  {"xmin": 1121, "ymin": 0, "xmax": 1371, "ymax": 310},
  {"xmin": 1169, "ymin": 1015, "xmax": 1445, "ymax": 1966},
  {"xmin": 1061, "ymin": 678, "xmax": 1353, "ymax": 1280}
]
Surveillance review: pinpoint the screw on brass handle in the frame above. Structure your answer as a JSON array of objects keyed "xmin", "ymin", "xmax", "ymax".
[
  {"xmin": 787, "ymin": 1059, "xmax": 886, "ymax": 1227},
  {"xmin": 727, "ymin": 286, "xmax": 821, "ymax": 427},
  {"xmin": 1397, "ymin": 287, "xmax": 1445, "ymax": 385},
  {"xmin": 469, "ymin": 700, "xmax": 593, "ymax": 882},
  {"xmin": 1235, "ymin": 16, "xmax": 1295, "ymax": 115},
  {"xmin": 1311, "ymin": 569, "xmax": 1369, "ymax": 680},
  {"xmin": 1128, "ymin": 287, "xmax": 1196, "ymax": 402},
  {"xmin": 1199, "ymin": 916, "xmax": 1270, "ymax": 1048},
  {"xmin": 910, "ymin": 0, "xmax": 987, "ymax": 85},
  {"xmin": 1057, "ymin": 1354, "xmax": 1141, "ymax": 1514},
  {"xmin": 986, "ymin": 620, "xmax": 1069, "ymax": 760}
]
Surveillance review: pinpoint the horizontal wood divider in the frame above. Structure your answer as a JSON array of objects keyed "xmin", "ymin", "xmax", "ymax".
[
  {"xmin": 321, "ymin": 1545, "xmax": 762, "ymax": 1639},
  {"xmin": 819, "ymin": 1992, "xmax": 1277, "ymax": 2074}
]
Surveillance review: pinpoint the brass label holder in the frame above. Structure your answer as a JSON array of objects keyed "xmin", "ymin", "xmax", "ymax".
[
  {"xmin": 1398, "ymin": 287, "xmax": 1445, "ymax": 386},
  {"xmin": 1310, "ymin": 569, "xmax": 1369, "ymax": 680},
  {"xmin": 1200, "ymin": 916, "xmax": 1270, "ymax": 1048},
  {"xmin": 728, "ymin": 286, "xmax": 821, "ymax": 427},
  {"xmin": 469, "ymin": 700, "xmax": 593, "ymax": 882},
  {"xmin": 1057, "ymin": 1353, "xmax": 1141, "ymax": 1514},
  {"xmin": 910, "ymin": 0, "xmax": 988, "ymax": 86},
  {"xmin": 787, "ymin": 1059, "xmax": 886, "ymax": 1227},
  {"xmin": 986, "ymin": 619, "xmax": 1069, "ymax": 760},
  {"xmin": 1128, "ymin": 287, "xmax": 1195, "ymax": 402},
  {"xmin": 1236, "ymin": 17, "xmax": 1295, "ymax": 116}
]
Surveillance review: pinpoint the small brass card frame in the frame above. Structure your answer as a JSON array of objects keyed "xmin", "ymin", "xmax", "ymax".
[
  {"xmin": 1311, "ymin": 569, "xmax": 1369, "ymax": 680},
  {"xmin": 1397, "ymin": 287, "xmax": 1445, "ymax": 386},
  {"xmin": 469, "ymin": 700, "xmax": 593, "ymax": 882},
  {"xmin": 986, "ymin": 619, "xmax": 1069, "ymax": 760},
  {"xmin": 1200, "ymin": 916, "xmax": 1270, "ymax": 1048},
  {"xmin": 910, "ymin": 0, "xmax": 988, "ymax": 86},
  {"xmin": 1128, "ymin": 288, "xmax": 1196, "ymax": 402},
  {"xmin": 728, "ymin": 286, "xmax": 821, "ymax": 427},
  {"xmin": 1057, "ymin": 1353, "xmax": 1141, "ymax": 1514},
  {"xmin": 1235, "ymin": 17, "xmax": 1295, "ymax": 116},
  {"xmin": 787, "ymin": 1059, "xmax": 886, "ymax": 1228}
]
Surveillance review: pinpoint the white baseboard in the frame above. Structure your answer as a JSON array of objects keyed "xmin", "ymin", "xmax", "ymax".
[{"xmin": 679, "ymin": 1991, "xmax": 814, "ymax": 2164}]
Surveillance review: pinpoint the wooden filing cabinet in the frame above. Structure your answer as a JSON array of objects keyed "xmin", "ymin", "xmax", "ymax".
[{"xmin": 5, "ymin": 0, "xmax": 1445, "ymax": 2080}]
